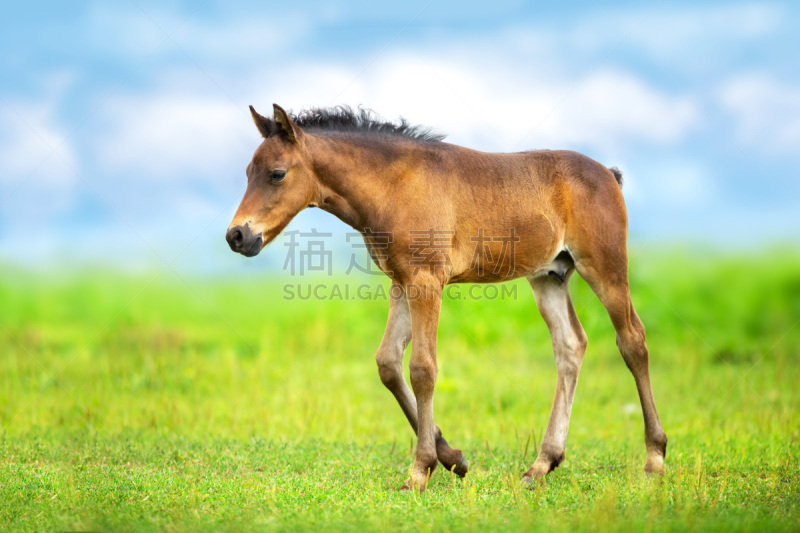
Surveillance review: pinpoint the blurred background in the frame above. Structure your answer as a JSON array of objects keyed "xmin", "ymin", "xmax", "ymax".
[
  {"xmin": 1, "ymin": 0, "xmax": 798, "ymax": 275},
  {"xmin": 1, "ymin": 2, "xmax": 799, "ymax": 528}
]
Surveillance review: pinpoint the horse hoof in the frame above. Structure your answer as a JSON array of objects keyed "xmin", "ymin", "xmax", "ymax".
[
  {"xmin": 400, "ymin": 480, "xmax": 425, "ymax": 492},
  {"xmin": 521, "ymin": 475, "xmax": 544, "ymax": 490},
  {"xmin": 451, "ymin": 456, "xmax": 469, "ymax": 478},
  {"xmin": 400, "ymin": 482, "xmax": 425, "ymax": 494},
  {"xmin": 644, "ymin": 452, "xmax": 666, "ymax": 475}
]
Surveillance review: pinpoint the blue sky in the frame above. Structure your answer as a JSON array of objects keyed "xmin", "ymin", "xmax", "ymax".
[{"xmin": 1, "ymin": 1, "xmax": 798, "ymax": 274}]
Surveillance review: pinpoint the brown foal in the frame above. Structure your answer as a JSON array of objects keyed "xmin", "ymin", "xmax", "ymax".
[{"xmin": 226, "ymin": 104, "xmax": 667, "ymax": 491}]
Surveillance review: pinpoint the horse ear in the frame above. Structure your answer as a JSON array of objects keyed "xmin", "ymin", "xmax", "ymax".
[
  {"xmin": 249, "ymin": 105, "xmax": 275, "ymax": 138},
  {"xmin": 273, "ymin": 104, "xmax": 302, "ymax": 143}
]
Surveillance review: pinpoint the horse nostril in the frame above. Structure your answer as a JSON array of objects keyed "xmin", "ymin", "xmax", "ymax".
[{"xmin": 226, "ymin": 227, "xmax": 244, "ymax": 249}]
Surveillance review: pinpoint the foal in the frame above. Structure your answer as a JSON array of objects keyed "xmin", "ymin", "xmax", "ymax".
[{"xmin": 226, "ymin": 104, "xmax": 667, "ymax": 491}]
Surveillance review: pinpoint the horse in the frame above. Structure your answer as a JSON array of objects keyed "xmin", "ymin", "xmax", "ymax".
[{"xmin": 225, "ymin": 104, "xmax": 667, "ymax": 491}]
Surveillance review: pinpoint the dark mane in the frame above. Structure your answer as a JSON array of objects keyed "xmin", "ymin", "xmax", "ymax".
[{"xmin": 291, "ymin": 105, "xmax": 446, "ymax": 143}]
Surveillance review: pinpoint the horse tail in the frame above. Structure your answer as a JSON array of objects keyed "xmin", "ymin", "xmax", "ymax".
[{"xmin": 608, "ymin": 166, "xmax": 623, "ymax": 188}]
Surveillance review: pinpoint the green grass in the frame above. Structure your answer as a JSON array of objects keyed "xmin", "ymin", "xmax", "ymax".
[{"xmin": 1, "ymin": 249, "xmax": 798, "ymax": 531}]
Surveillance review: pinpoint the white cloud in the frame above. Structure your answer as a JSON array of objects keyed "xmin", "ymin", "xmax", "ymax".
[
  {"xmin": 94, "ymin": 49, "xmax": 699, "ymax": 198},
  {"xmin": 503, "ymin": 68, "xmax": 697, "ymax": 152},
  {"xmin": 0, "ymin": 101, "xmax": 76, "ymax": 186},
  {"xmin": 719, "ymin": 75, "xmax": 800, "ymax": 155},
  {"xmin": 85, "ymin": 3, "xmax": 313, "ymax": 62},
  {"xmin": 91, "ymin": 1, "xmax": 722, "ymax": 184},
  {"xmin": 95, "ymin": 57, "xmax": 698, "ymax": 196},
  {"xmin": 1, "ymin": 0, "xmax": 796, "ymax": 269},
  {"xmin": 253, "ymin": 56, "xmax": 698, "ymax": 156},
  {"xmin": 0, "ymin": 99, "xmax": 79, "ymax": 223},
  {"xmin": 96, "ymin": 92, "xmax": 254, "ymax": 181}
]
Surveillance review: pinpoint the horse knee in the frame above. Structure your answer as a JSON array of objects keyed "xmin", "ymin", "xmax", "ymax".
[
  {"xmin": 617, "ymin": 323, "xmax": 649, "ymax": 370},
  {"xmin": 566, "ymin": 330, "xmax": 588, "ymax": 359},
  {"xmin": 409, "ymin": 361, "xmax": 437, "ymax": 395},
  {"xmin": 554, "ymin": 328, "xmax": 587, "ymax": 377},
  {"xmin": 376, "ymin": 351, "xmax": 402, "ymax": 387},
  {"xmin": 377, "ymin": 365, "xmax": 400, "ymax": 387}
]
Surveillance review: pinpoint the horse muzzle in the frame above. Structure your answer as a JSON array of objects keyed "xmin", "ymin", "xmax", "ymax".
[{"xmin": 226, "ymin": 223, "xmax": 263, "ymax": 257}]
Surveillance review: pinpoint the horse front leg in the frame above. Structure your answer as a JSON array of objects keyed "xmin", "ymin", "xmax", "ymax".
[
  {"xmin": 398, "ymin": 281, "xmax": 443, "ymax": 492},
  {"xmin": 375, "ymin": 283, "xmax": 468, "ymax": 484}
]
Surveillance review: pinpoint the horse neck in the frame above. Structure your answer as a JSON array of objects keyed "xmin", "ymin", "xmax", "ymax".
[{"xmin": 306, "ymin": 134, "xmax": 410, "ymax": 232}]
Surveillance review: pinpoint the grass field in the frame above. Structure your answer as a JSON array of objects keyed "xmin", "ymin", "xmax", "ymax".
[{"xmin": 1, "ymin": 249, "xmax": 798, "ymax": 531}]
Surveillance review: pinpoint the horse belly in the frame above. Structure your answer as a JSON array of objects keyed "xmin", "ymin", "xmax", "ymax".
[{"xmin": 449, "ymin": 213, "xmax": 561, "ymax": 284}]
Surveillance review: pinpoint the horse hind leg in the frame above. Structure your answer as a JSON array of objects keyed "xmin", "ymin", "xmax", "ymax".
[
  {"xmin": 523, "ymin": 265, "xmax": 588, "ymax": 483},
  {"xmin": 574, "ymin": 254, "xmax": 668, "ymax": 474}
]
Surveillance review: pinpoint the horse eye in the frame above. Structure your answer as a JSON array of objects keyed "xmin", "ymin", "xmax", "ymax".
[{"xmin": 270, "ymin": 169, "xmax": 287, "ymax": 183}]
